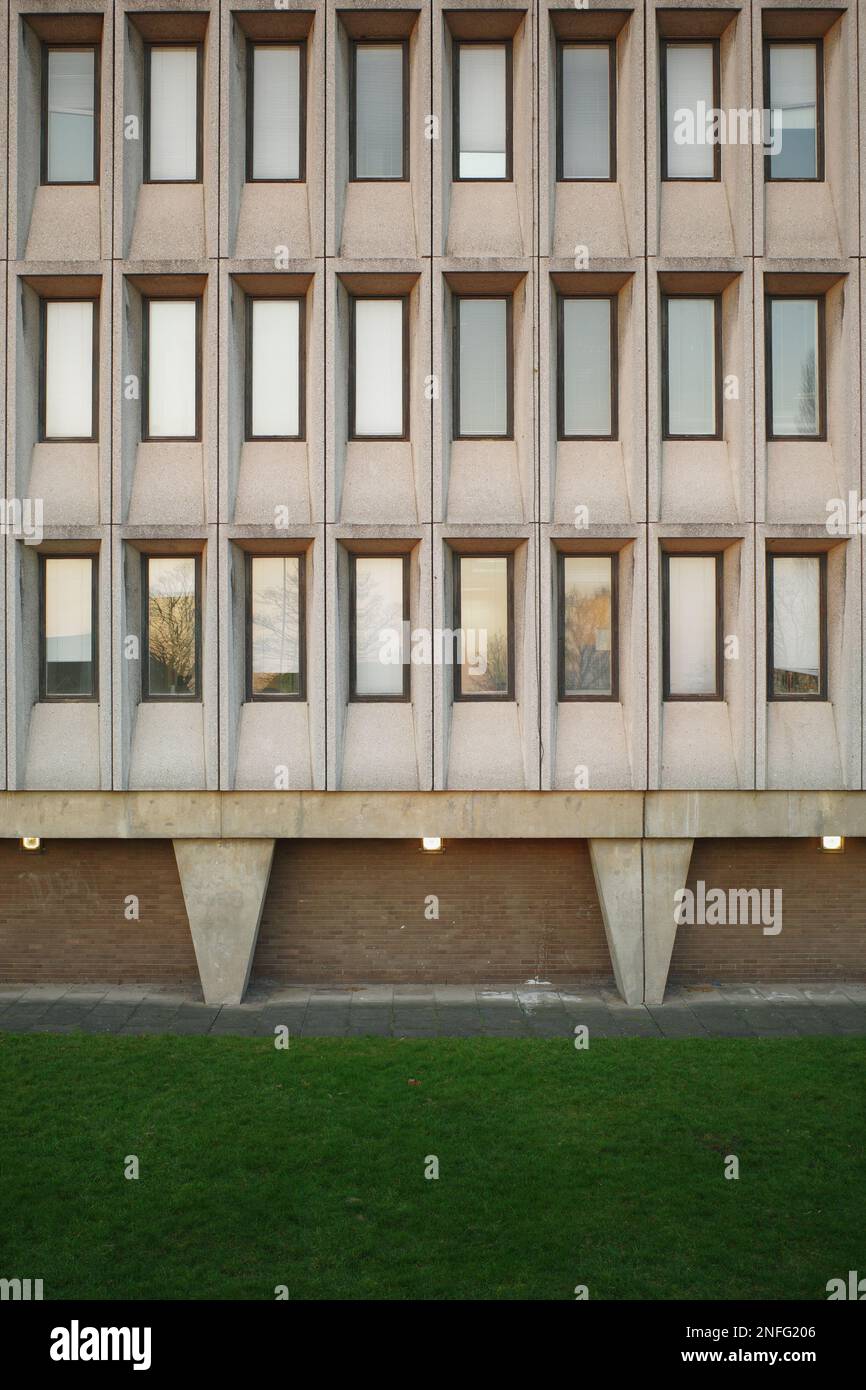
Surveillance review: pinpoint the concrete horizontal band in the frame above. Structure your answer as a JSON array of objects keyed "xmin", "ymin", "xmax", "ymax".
[{"xmin": 0, "ymin": 790, "xmax": 864, "ymax": 842}]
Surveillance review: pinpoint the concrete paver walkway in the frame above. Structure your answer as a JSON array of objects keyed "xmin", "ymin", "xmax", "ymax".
[{"xmin": 1, "ymin": 982, "xmax": 865, "ymax": 1039}]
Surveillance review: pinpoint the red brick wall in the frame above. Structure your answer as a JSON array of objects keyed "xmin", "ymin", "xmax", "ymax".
[
  {"xmin": 252, "ymin": 838, "xmax": 613, "ymax": 985},
  {"xmin": 669, "ymin": 838, "xmax": 866, "ymax": 982},
  {"xmin": 0, "ymin": 839, "xmax": 198, "ymax": 984}
]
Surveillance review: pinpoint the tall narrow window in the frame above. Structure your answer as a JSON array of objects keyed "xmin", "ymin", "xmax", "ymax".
[
  {"xmin": 40, "ymin": 556, "xmax": 97, "ymax": 700},
  {"xmin": 247, "ymin": 555, "xmax": 304, "ymax": 699},
  {"xmin": 146, "ymin": 44, "xmax": 200, "ymax": 182},
  {"xmin": 559, "ymin": 554, "xmax": 617, "ymax": 700},
  {"xmin": 661, "ymin": 40, "xmax": 719, "ymax": 180},
  {"xmin": 558, "ymin": 42, "xmax": 614, "ymax": 181},
  {"xmin": 558, "ymin": 296, "xmax": 616, "ymax": 439},
  {"xmin": 454, "ymin": 296, "xmax": 511, "ymax": 438},
  {"xmin": 766, "ymin": 41, "xmax": 821, "ymax": 181},
  {"xmin": 768, "ymin": 554, "xmax": 826, "ymax": 699},
  {"xmin": 144, "ymin": 555, "xmax": 200, "ymax": 699},
  {"xmin": 43, "ymin": 46, "xmax": 97, "ymax": 184},
  {"xmin": 248, "ymin": 43, "xmax": 303, "ymax": 181},
  {"xmin": 454, "ymin": 41, "xmax": 511, "ymax": 180},
  {"xmin": 350, "ymin": 554, "xmax": 409, "ymax": 700},
  {"xmin": 247, "ymin": 298, "xmax": 303, "ymax": 440},
  {"xmin": 144, "ymin": 299, "xmax": 200, "ymax": 441},
  {"xmin": 41, "ymin": 299, "xmax": 97, "ymax": 441},
  {"xmin": 767, "ymin": 297, "xmax": 823, "ymax": 439},
  {"xmin": 663, "ymin": 296, "xmax": 720, "ymax": 439},
  {"xmin": 350, "ymin": 297, "xmax": 407, "ymax": 439},
  {"xmin": 351, "ymin": 42, "xmax": 406, "ymax": 180},
  {"xmin": 454, "ymin": 553, "xmax": 513, "ymax": 700},
  {"xmin": 663, "ymin": 553, "xmax": 723, "ymax": 700}
]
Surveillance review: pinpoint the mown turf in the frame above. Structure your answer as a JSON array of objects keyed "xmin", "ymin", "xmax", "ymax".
[{"xmin": 0, "ymin": 1033, "xmax": 863, "ymax": 1300}]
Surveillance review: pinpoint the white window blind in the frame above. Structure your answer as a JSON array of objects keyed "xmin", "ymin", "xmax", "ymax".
[
  {"xmin": 458, "ymin": 44, "xmax": 507, "ymax": 178},
  {"xmin": 46, "ymin": 48, "xmax": 95, "ymax": 183},
  {"xmin": 457, "ymin": 298, "xmax": 508, "ymax": 437},
  {"xmin": 354, "ymin": 556, "xmax": 405, "ymax": 696},
  {"xmin": 770, "ymin": 298, "xmax": 819, "ymax": 437},
  {"xmin": 667, "ymin": 555, "xmax": 718, "ymax": 696},
  {"xmin": 772, "ymin": 556, "xmax": 821, "ymax": 695},
  {"xmin": 354, "ymin": 44, "xmax": 404, "ymax": 179},
  {"xmin": 44, "ymin": 557, "xmax": 94, "ymax": 698},
  {"xmin": 149, "ymin": 46, "xmax": 198, "ymax": 181},
  {"xmin": 45, "ymin": 300, "xmax": 94, "ymax": 439},
  {"xmin": 665, "ymin": 43, "xmax": 714, "ymax": 179},
  {"xmin": 252, "ymin": 45, "xmax": 301, "ymax": 180},
  {"xmin": 251, "ymin": 299, "xmax": 300, "ymax": 438},
  {"xmin": 353, "ymin": 299, "xmax": 404, "ymax": 437},
  {"xmin": 768, "ymin": 44, "xmax": 818, "ymax": 180},
  {"xmin": 666, "ymin": 297, "xmax": 716, "ymax": 436},
  {"xmin": 562, "ymin": 298, "xmax": 612, "ymax": 436},
  {"xmin": 147, "ymin": 300, "xmax": 197, "ymax": 438},
  {"xmin": 561, "ymin": 45, "xmax": 610, "ymax": 179}
]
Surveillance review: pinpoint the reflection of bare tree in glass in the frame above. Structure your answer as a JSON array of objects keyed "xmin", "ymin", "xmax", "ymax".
[
  {"xmin": 253, "ymin": 574, "xmax": 299, "ymax": 694},
  {"xmin": 563, "ymin": 587, "xmax": 610, "ymax": 694},
  {"xmin": 355, "ymin": 565, "xmax": 403, "ymax": 683},
  {"xmin": 149, "ymin": 570, "xmax": 196, "ymax": 695},
  {"xmin": 465, "ymin": 629, "xmax": 508, "ymax": 694},
  {"xmin": 773, "ymin": 574, "xmax": 819, "ymax": 696},
  {"xmin": 797, "ymin": 349, "xmax": 817, "ymax": 434}
]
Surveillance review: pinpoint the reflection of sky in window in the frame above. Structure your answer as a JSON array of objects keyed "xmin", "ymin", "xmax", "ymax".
[
  {"xmin": 252, "ymin": 556, "xmax": 299, "ymax": 681},
  {"xmin": 48, "ymin": 49, "xmax": 95, "ymax": 182}
]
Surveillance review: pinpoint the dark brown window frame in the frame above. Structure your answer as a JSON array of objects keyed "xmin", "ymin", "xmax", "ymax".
[
  {"xmin": 765, "ymin": 293, "xmax": 827, "ymax": 442},
  {"xmin": 659, "ymin": 36, "xmax": 721, "ymax": 182},
  {"xmin": 143, "ymin": 40, "xmax": 204, "ymax": 184},
  {"xmin": 557, "ymin": 550, "xmax": 619, "ymax": 702},
  {"xmin": 348, "ymin": 294, "xmax": 410, "ymax": 441},
  {"xmin": 245, "ymin": 38, "xmax": 307, "ymax": 184},
  {"xmin": 661, "ymin": 550, "xmax": 725, "ymax": 702},
  {"xmin": 38, "ymin": 552, "xmax": 100, "ymax": 703},
  {"xmin": 40, "ymin": 42, "xmax": 100, "ymax": 186},
  {"xmin": 38, "ymin": 296, "xmax": 100, "ymax": 444},
  {"xmin": 557, "ymin": 293, "xmax": 618, "ymax": 441},
  {"xmin": 661, "ymin": 292, "xmax": 723, "ymax": 441},
  {"xmin": 141, "ymin": 295, "xmax": 203, "ymax": 443},
  {"xmin": 245, "ymin": 550, "xmax": 307, "ymax": 702},
  {"xmin": 556, "ymin": 38, "xmax": 616, "ymax": 183},
  {"xmin": 452, "ymin": 549, "xmax": 515, "ymax": 702},
  {"xmin": 453, "ymin": 293, "xmax": 514, "ymax": 441},
  {"xmin": 245, "ymin": 294, "xmax": 306, "ymax": 442},
  {"xmin": 348, "ymin": 551, "xmax": 411, "ymax": 703},
  {"xmin": 452, "ymin": 37, "xmax": 513, "ymax": 182},
  {"xmin": 763, "ymin": 36, "xmax": 824, "ymax": 184},
  {"xmin": 141, "ymin": 552, "xmax": 203, "ymax": 703},
  {"xmin": 766, "ymin": 550, "xmax": 828, "ymax": 702},
  {"xmin": 349, "ymin": 37, "xmax": 409, "ymax": 182}
]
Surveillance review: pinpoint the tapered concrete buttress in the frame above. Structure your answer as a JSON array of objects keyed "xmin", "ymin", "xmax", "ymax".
[
  {"xmin": 643, "ymin": 839, "xmax": 694, "ymax": 1005},
  {"xmin": 588, "ymin": 839, "xmax": 644, "ymax": 1005},
  {"xmin": 173, "ymin": 839, "xmax": 276, "ymax": 1005}
]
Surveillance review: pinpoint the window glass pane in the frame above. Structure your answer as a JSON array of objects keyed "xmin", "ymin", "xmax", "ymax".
[
  {"xmin": 45, "ymin": 301, "xmax": 94, "ymax": 439},
  {"xmin": 147, "ymin": 557, "xmax": 198, "ymax": 696},
  {"xmin": 458, "ymin": 44, "xmax": 507, "ymax": 178},
  {"xmin": 561, "ymin": 44, "xmax": 610, "ymax": 179},
  {"xmin": 353, "ymin": 299, "xmax": 404, "ymax": 437},
  {"xmin": 252, "ymin": 45, "xmax": 300, "ymax": 179},
  {"xmin": 44, "ymin": 557, "xmax": 94, "ymax": 697},
  {"xmin": 147, "ymin": 300, "xmax": 197, "ymax": 438},
  {"xmin": 772, "ymin": 556, "xmax": 821, "ymax": 696},
  {"xmin": 251, "ymin": 300, "xmax": 300, "ymax": 437},
  {"xmin": 459, "ymin": 556, "xmax": 509, "ymax": 697},
  {"xmin": 562, "ymin": 556, "xmax": 613, "ymax": 696},
  {"xmin": 665, "ymin": 43, "xmax": 714, "ymax": 178},
  {"xmin": 768, "ymin": 44, "xmax": 817, "ymax": 180},
  {"xmin": 355, "ymin": 44, "xmax": 404, "ymax": 178},
  {"xmin": 667, "ymin": 555, "xmax": 717, "ymax": 696},
  {"xmin": 47, "ymin": 48, "xmax": 95, "ymax": 182},
  {"xmin": 666, "ymin": 298, "xmax": 716, "ymax": 436},
  {"xmin": 458, "ymin": 298, "xmax": 508, "ymax": 437},
  {"xmin": 562, "ymin": 298, "xmax": 612, "ymax": 436},
  {"xmin": 770, "ymin": 298, "xmax": 819, "ymax": 437},
  {"xmin": 251, "ymin": 556, "xmax": 301, "ymax": 695},
  {"xmin": 353, "ymin": 556, "xmax": 405, "ymax": 696},
  {"xmin": 149, "ymin": 46, "xmax": 198, "ymax": 181}
]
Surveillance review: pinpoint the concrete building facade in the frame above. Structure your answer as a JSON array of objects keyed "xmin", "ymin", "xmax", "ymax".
[{"xmin": 2, "ymin": 0, "xmax": 865, "ymax": 1005}]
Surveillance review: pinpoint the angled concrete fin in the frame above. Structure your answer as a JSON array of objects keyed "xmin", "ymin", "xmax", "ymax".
[
  {"xmin": 588, "ymin": 839, "xmax": 644, "ymax": 1005},
  {"xmin": 173, "ymin": 839, "xmax": 275, "ymax": 1005},
  {"xmin": 643, "ymin": 839, "xmax": 694, "ymax": 1005}
]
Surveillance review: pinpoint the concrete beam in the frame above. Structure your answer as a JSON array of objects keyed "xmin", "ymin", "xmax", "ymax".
[
  {"xmin": 173, "ymin": 838, "xmax": 275, "ymax": 1005},
  {"xmin": 643, "ymin": 839, "xmax": 694, "ymax": 1006},
  {"xmin": 588, "ymin": 839, "xmax": 644, "ymax": 1005}
]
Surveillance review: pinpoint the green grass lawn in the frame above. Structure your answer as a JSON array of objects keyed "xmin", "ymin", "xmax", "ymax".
[{"xmin": 0, "ymin": 1033, "xmax": 863, "ymax": 1301}]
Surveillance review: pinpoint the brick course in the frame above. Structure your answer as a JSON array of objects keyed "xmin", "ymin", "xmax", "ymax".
[
  {"xmin": 252, "ymin": 838, "xmax": 613, "ymax": 985},
  {"xmin": 0, "ymin": 839, "xmax": 198, "ymax": 984},
  {"xmin": 669, "ymin": 838, "xmax": 866, "ymax": 982}
]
